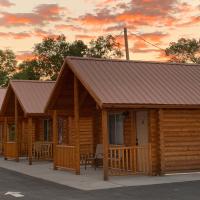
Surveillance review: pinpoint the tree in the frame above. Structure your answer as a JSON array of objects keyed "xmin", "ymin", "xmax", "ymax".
[
  {"xmin": 11, "ymin": 60, "xmax": 40, "ymax": 80},
  {"xmin": 87, "ymin": 35, "xmax": 123, "ymax": 58},
  {"xmin": 33, "ymin": 35, "xmax": 88, "ymax": 80},
  {"xmin": 0, "ymin": 49, "xmax": 17, "ymax": 86},
  {"xmin": 32, "ymin": 34, "xmax": 123, "ymax": 80},
  {"xmin": 165, "ymin": 38, "xmax": 200, "ymax": 64}
]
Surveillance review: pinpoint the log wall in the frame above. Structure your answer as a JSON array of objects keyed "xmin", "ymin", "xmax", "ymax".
[{"xmin": 160, "ymin": 109, "xmax": 200, "ymax": 173}]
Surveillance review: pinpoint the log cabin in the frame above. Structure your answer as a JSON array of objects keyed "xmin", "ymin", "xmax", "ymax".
[
  {"xmin": 46, "ymin": 56, "xmax": 200, "ymax": 180},
  {"xmin": 0, "ymin": 88, "xmax": 7, "ymax": 155},
  {"xmin": 1, "ymin": 80, "xmax": 55, "ymax": 164}
]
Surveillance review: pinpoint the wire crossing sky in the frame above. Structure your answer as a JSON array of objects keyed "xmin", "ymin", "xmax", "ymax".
[{"xmin": 0, "ymin": 0, "xmax": 199, "ymax": 61}]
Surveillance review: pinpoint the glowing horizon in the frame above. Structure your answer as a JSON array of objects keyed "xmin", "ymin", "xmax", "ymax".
[{"xmin": 0, "ymin": 0, "xmax": 199, "ymax": 62}]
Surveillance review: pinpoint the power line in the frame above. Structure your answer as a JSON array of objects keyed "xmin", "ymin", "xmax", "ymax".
[
  {"xmin": 130, "ymin": 32, "xmax": 165, "ymax": 51},
  {"xmin": 115, "ymin": 30, "xmax": 123, "ymax": 39}
]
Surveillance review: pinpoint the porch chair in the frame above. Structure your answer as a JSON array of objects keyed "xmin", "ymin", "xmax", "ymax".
[{"xmin": 84, "ymin": 144, "xmax": 103, "ymax": 170}]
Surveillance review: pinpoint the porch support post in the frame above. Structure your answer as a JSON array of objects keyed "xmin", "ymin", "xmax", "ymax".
[
  {"xmin": 28, "ymin": 117, "xmax": 33, "ymax": 165},
  {"xmin": 53, "ymin": 110, "xmax": 58, "ymax": 170},
  {"xmin": 3, "ymin": 117, "xmax": 7, "ymax": 160},
  {"xmin": 74, "ymin": 76, "xmax": 80, "ymax": 175},
  {"xmin": 102, "ymin": 109, "xmax": 109, "ymax": 181},
  {"xmin": 158, "ymin": 109, "xmax": 165, "ymax": 175},
  {"xmin": 15, "ymin": 96, "xmax": 19, "ymax": 162}
]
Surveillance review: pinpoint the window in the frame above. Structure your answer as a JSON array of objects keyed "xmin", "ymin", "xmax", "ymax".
[
  {"xmin": 8, "ymin": 124, "xmax": 15, "ymax": 142},
  {"xmin": 44, "ymin": 119, "xmax": 51, "ymax": 141},
  {"xmin": 58, "ymin": 117, "xmax": 64, "ymax": 144},
  {"xmin": 109, "ymin": 113, "xmax": 124, "ymax": 145}
]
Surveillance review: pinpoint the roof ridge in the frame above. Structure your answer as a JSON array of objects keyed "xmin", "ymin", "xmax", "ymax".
[
  {"xmin": 11, "ymin": 80, "xmax": 56, "ymax": 83},
  {"xmin": 66, "ymin": 56, "xmax": 200, "ymax": 67}
]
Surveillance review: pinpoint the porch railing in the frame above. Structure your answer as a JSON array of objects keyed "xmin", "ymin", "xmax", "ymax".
[
  {"xmin": 55, "ymin": 145, "xmax": 76, "ymax": 171},
  {"xmin": 32, "ymin": 142, "xmax": 53, "ymax": 160},
  {"xmin": 108, "ymin": 144, "xmax": 151, "ymax": 175}
]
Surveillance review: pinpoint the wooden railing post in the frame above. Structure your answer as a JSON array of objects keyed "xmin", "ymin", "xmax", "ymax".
[
  {"xmin": 53, "ymin": 110, "xmax": 58, "ymax": 170},
  {"xmin": 74, "ymin": 76, "xmax": 80, "ymax": 175},
  {"xmin": 28, "ymin": 117, "xmax": 33, "ymax": 165},
  {"xmin": 15, "ymin": 96, "xmax": 19, "ymax": 162},
  {"xmin": 102, "ymin": 109, "xmax": 109, "ymax": 180},
  {"xmin": 3, "ymin": 117, "xmax": 7, "ymax": 160}
]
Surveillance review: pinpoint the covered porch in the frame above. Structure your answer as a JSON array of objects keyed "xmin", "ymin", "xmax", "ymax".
[{"xmin": 49, "ymin": 70, "xmax": 156, "ymax": 180}]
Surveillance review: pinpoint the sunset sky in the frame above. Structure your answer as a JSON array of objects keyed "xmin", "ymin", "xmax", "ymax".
[{"xmin": 0, "ymin": 0, "xmax": 199, "ymax": 62}]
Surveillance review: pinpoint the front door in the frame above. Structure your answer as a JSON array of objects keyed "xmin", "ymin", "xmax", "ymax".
[{"xmin": 136, "ymin": 111, "xmax": 149, "ymax": 173}]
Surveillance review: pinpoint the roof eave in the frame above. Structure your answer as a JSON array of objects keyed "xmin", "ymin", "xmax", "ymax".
[{"xmin": 102, "ymin": 103, "xmax": 200, "ymax": 109}]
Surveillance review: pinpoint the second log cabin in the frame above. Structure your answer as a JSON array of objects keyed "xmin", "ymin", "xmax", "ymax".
[{"xmin": 1, "ymin": 80, "xmax": 55, "ymax": 164}]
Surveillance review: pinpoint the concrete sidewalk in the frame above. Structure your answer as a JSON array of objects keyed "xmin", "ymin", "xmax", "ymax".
[{"xmin": 1, "ymin": 157, "xmax": 200, "ymax": 191}]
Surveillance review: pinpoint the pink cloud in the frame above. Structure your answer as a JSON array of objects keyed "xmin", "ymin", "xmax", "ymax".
[{"xmin": 0, "ymin": 0, "xmax": 14, "ymax": 7}]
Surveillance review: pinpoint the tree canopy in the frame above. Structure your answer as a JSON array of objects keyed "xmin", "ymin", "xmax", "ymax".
[
  {"xmin": 87, "ymin": 35, "xmax": 123, "ymax": 58},
  {"xmin": 31, "ymin": 34, "xmax": 122, "ymax": 80},
  {"xmin": 165, "ymin": 38, "xmax": 200, "ymax": 64},
  {"xmin": 0, "ymin": 49, "xmax": 17, "ymax": 86}
]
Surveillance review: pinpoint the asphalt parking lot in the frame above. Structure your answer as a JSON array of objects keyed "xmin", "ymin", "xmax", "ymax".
[{"xmin": 0, "ymin": 167, "xmax": 200, "ymax": 200}]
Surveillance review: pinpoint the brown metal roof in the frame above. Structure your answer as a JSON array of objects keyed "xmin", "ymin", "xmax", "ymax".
[
  {"xmin": 0, "ymin": 88, "xmax": 6, "ymax": 110},
  {"xmin": 2, "ymin": 80, "xmax": 55, "ymax": 115},
  {"xmin": 65, "ymin": 56, "xmax": 200, "ymax": 107}
]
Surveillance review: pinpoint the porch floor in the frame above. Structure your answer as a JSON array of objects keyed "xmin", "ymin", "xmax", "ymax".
[{"xmin": 1, "ymin": 157, "xmax": 200, "ymax": 190}]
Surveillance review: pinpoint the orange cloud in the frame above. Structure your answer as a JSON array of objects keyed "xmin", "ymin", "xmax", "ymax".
[
  {"xmin": 0, "ymin": 4, "xmax": 64, "ymax": 27},
  {"xmin": 70, "ymin": 0, "xmax": 178, "ymax": 29},
  {"xmin": 0, "ymin": 32, "xmax": 30, "ymax": 39},
  {"xmin": 34, "ymin": 28, "xmax": 59, "ymax": 39},
  {"xmin": 16, "ymin": 51, "xmax": 35, "ymax": 61},
  {"xmin": 178, "ymin": 16, "xmax": 200, "ymax": 27},
  {"xmin": 75, "ymin": 34, "xmax": 96, "ymax": 40}
]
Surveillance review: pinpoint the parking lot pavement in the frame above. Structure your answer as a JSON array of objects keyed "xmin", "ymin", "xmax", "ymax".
[{"xmin": 1, "ymin": 167, "xmax": 200, "ymax": 200}]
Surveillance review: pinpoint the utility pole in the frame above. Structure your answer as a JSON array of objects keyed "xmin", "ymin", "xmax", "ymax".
[{"xmin": 124, "ymin": 27, "xmax": 130, "ymax": 60}]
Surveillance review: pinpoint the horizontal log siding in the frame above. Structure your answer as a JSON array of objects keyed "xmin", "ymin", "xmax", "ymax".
[
  {"xmin": 124, "ymin": 114, "xmax": 132, "ymax": 146},
  {"xmin": 161, "ymin": 109, "xmax": 200, "ymax": 173},
  {"xmin": 149, "ymin": 110, "xmax": 159, "ymax": 175},
  {"xmin": 69, "ymin": 117, "xmax": 94, "ymax": 155}
]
